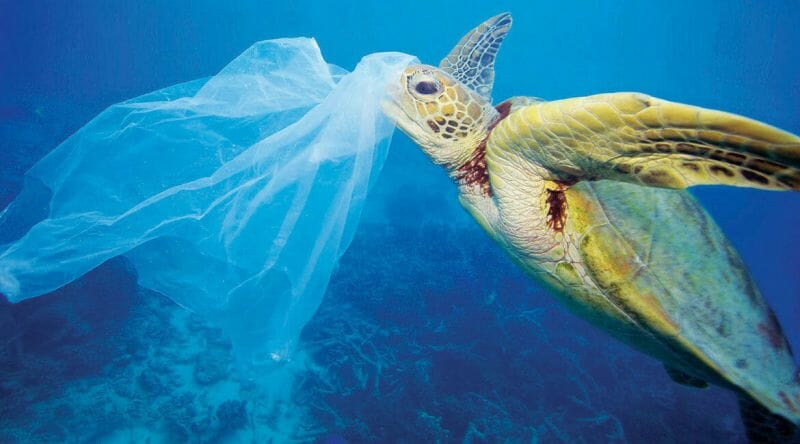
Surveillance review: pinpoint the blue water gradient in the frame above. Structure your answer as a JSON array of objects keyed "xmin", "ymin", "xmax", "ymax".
[{"xmin": 1, "ymin": 1, "xmax": 798, "ymax": 442}]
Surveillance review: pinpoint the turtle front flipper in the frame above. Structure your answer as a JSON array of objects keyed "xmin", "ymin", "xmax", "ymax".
[
  {"xmin": 500, "ymin": 93, "xmax": 800, "ymax": 190},
  {"xmin": 439, "ymin": 12, "xmax": 512, "ymax": 102}
]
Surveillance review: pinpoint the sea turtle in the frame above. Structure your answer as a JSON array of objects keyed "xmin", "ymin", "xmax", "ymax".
[{"xmin": 382, "ymin": 13, "xmax": 800, "ymax": 443}]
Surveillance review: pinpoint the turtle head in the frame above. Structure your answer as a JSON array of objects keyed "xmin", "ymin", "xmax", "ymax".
[
  {"xmin": 382, "ymin": 13, "xmax": 512, "ymax": 172},
  {"xmin": 382, "ymin": 65, "xmax": 496, "ymax": 169}
]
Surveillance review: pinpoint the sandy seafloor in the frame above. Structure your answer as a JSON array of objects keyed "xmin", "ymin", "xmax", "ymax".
[{"xmin": 1, "ymin": 1, "xmax": 799, "ymax": 442}]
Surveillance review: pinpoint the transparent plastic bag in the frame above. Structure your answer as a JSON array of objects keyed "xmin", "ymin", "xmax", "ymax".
[{"xmin": 0, "ymin": 37, "xmax": 415, "ymax": 367}]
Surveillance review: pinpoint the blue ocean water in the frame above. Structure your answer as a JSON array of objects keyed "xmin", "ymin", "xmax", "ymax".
[{"xmin": 1, "ymin": 1, "xmax": 799, "ymax": 442}]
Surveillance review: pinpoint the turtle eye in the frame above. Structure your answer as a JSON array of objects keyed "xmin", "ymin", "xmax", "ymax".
[{"xmin": 415, "ymin": 81, "xmax": 439, "ymax": 95}]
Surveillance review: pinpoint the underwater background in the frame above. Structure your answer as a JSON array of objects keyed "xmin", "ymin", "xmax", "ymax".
[{"xmin": 1, "ymin": 0, "xmax": 799, "ymax": 442}]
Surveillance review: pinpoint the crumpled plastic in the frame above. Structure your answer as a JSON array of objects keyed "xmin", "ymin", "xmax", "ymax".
[{"xmin": 0, "ymin": 37, "xmax": 416, "ymax": 367}]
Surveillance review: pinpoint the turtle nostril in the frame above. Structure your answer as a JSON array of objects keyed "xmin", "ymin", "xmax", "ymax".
[{"xmin": 415, "ymin": 81, "xmax": 439, "ymax": 95}]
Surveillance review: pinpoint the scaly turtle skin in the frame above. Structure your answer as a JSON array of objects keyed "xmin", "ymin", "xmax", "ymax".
[{"xmin": 383, "ymin": 13, "xmax": 800, "ymax": 443}]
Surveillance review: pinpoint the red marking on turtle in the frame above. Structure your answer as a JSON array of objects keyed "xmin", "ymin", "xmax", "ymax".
[
  {"xmin": 544, "ymin": 179, "xmax": 578, "ymax": 233},
  {"xmin": 779, "ymin": 391, "xmax": 798, "ymax": 413},
  {"xmin": 454, "ymin": 101, "xmax": 513, "ymax": 196},
  {"xmin": 758, "ymin": 322, "xmax": 786, "ymax": 351},
  {"xmin": 492, "ymin": 101, "xmax": 513, "ymax": 126},
  {"xmin": 455, "ymin": 143, "xmax": 492, "ymax": 196},
  {"xmin": 545, "ymin": 187, "xmax": 568, "ymax": 232}
]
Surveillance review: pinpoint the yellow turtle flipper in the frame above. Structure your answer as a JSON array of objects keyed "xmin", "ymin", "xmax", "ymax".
[{"xmin": 505, "ymin": 93, "xmax": 800, "ymax": 190}]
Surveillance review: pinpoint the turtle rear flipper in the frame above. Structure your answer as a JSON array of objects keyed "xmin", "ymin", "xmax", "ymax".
[
  {"xmin": 739, "ymin": 395, "xmax": 798, "ymax": 444},
  {"xmin": 664, "ymin": 365, "xmax": 708, "ymax": 388}
]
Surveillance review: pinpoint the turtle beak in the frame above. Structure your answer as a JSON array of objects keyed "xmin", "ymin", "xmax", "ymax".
[
  {"xmin": 381, "ymin": 99, "xmax": 402, "ymax": 124},
  {"xmin": 381, "ymin": 78, "xmax": 413, "ymax": 133},
  {"xmin": 381, "ymin": 98, "xmax": 416, "ymax": 140}
]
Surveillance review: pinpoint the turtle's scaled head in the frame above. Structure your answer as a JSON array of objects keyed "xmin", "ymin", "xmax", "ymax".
[{"xmin": 383, "ymin": 64, "xmax": 498, "ymax": 170}]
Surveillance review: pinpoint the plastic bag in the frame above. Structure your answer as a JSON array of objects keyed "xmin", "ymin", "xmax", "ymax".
[{"xmin": 0, "ymin": 37, "xmax": 416, "ymax": 367}]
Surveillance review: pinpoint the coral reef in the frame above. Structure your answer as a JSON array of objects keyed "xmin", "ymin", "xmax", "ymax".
[
  {"xmin": 193, "ymin": 354, "xmax": 228, "ymax": 387},
  {"xmin": 216, "ymin": 400, "xmax": 248, "ymax": 432}
]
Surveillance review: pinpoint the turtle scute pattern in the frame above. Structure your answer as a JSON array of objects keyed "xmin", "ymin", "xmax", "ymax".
[{"xmin": 423, "ymin": 88, "xmax": 486, "ymax": 142}]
